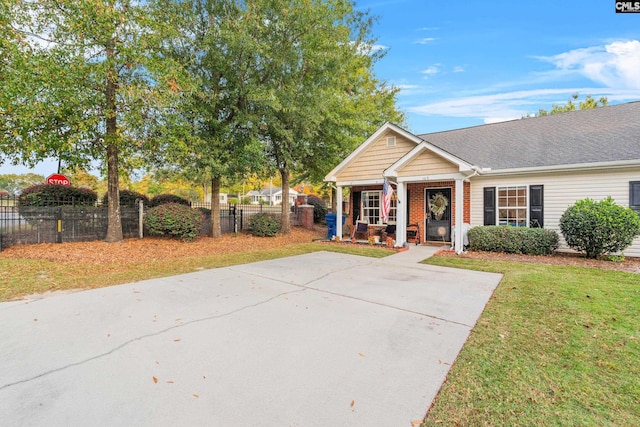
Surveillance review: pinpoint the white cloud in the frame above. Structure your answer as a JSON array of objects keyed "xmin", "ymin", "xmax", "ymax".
[
  {"xmin": 406, "ymin": 87, "xmax": 633, "ymax": 122},
  {"xmin": 538, "ymin": 40, "xmax": 640, "ymax": 89},
  {"xmin": 352, "ymin": 41, "xmax": 388, "ymax": 55},
  {"xmin": 453, "ymin": 66, "xmax": 464, "ymax": 73},
  {"xmin": 421, "ymin": 65, "xmax": 439, "ymax": 78},
  {"xmin": 415, "ymin": 37, "xmax": 436, "ymax": 44}
]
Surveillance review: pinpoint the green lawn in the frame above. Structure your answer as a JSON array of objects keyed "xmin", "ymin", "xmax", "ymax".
[
  {"xmin": 422, "ymin": 257, "xmax": 640, "ymax": 426},
  {"xmin": 0, "ymin": 242, "xmax": 390, "ymax": 301}
]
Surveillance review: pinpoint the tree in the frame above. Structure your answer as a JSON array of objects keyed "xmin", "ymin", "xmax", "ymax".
[
  {"xmin": 0, "ymin": 173, "xmax": 45, "ymax": 195},
  {"xmin": 1, "ymin": 1, "xmax": 190, "ymax": 242},
  {"xmin": 158, "ymin": 0, "xmax": 265, "ymax": 238},
  {"xmin": 248, "ymin": 0, "xmax": 404, "ymax": 233},
  {"xmin": 536, "ymin": 94, "xmax": 608, "ymax": 116}
]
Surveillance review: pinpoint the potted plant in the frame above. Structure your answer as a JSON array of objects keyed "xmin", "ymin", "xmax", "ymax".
[{"xmin": 430, "ymin": 192, "xmax": 448, "ymax": 220}]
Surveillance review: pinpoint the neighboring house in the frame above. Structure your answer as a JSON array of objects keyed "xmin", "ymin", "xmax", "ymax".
[
  {"xmin": 204, "ymin": 193, "xmax": 228, "ymax": 204},
  {"xmin": 325, "ymin": 101, "xmax": 640, "ymax": 256},
  {"xmin": 247, "ymin": 188, "xmax": 299, "ymax": 205}
]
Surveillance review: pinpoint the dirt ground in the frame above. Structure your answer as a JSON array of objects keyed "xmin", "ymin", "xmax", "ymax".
[
  {"xmin": 0, "ymin": 227, "xmax": 327, "ymax": 265},
  {"xmin": 1, "ymin": 226, "xmax": 639, "ymax": 273}
]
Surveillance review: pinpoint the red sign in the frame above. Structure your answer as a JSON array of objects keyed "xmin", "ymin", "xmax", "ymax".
[{"xmin": 46, "ymin": 174, "xmax": 71, "ymax": 186}]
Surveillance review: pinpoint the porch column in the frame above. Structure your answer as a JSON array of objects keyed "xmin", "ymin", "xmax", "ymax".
[
  {"xmin": 454, "ymin": 178, "xmax": 464, "ymax": 253},
  {"xmin": 395, "ymin": 181, "xmax": 406, "ymax": 247},
  {"xmin": 336, "ymin": 185, "xmax": 343, "ymax": 240}
]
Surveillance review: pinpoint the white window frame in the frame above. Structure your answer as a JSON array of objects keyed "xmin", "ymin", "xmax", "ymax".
[
  {"xmin": 386, "ymin": 136, "xmax": 396, "ymax": 147},
  {"xmin": 497, "ymin": 185, "xmax": 528, "ymax": 227},
  {"xmin": 362, "ymin": 190, "xmax": 397, "ymax": 225}
]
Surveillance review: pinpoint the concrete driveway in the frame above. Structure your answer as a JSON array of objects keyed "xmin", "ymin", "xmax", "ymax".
[{"xmin": 0, "ymin": 248, "xmax": 502, "ymax": 426}]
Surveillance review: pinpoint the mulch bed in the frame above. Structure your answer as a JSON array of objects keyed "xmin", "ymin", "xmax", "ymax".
[
  {"xmin": 435, "ymin": 249, "xmax": 640, "ymax": 273},
  {"xmin": 0, "ymin": 227, "xmax": 327, "ymax": 265}
]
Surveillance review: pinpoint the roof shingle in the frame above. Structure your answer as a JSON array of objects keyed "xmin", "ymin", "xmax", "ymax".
[{"xmin": 417, "ymin": 101, "xmax": 640, "ymax": 170}]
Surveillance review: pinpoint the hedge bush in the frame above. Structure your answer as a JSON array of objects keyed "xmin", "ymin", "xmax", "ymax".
[
  {"xmin": 559, "ymin": 197, "xmax": 640, "ymax": 259},
  {"xmin": 248, "ymin": 213, "xmax": 281, "ymax": 237},
  {"xmin": 19, "ymin": 184, "xmax": 97, "ymax": 207},
  {"xmin": 102, "ymin": 189, "xmax": 149, "ymax": 208},
  {"xmin": 468, "ymin": 226, "xmax": 559, "ymax": 255},
  {"xmin": 305, "ymin": 194, "xmax": 327, "ymax": 223},
  {"xmin": 148, "ymin": 193, "xmax": 190, "ymax": 208},
  {"xmin": 143, "ymin": 203, "xmax": 203, "ymax": 241}
]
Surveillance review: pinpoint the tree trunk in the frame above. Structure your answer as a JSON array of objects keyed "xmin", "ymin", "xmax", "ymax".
[
  {"xmin": 210, "ymin": 176, "xmax": 221, "ymax": 238},
  {"xmin": 104, "ymin": 41, "xmax": 123, "ymax": 243},
  {"xmin": 280, "ymin": 168, "xmax": 290, "ymax": 234}
]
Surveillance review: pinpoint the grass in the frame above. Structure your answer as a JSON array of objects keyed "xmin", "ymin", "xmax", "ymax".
[
  {"xmin": 0, "ymin": 242, "xmax": 390, "ymax": 301},
  {"xmin": 421, "ymin": 257, "xmax": 640, "ymax": 426}
]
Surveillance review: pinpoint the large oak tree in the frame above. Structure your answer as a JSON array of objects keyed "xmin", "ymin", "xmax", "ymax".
[
  {"xmin": 247, "ymin": 0, "xmax": 404, "ymax": 232},
  {"xmin": 1, "ymin": 0, "xmax": 189, "ymax": 241}
]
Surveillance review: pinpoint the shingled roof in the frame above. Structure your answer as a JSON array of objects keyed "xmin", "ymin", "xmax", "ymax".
[{"xmin": 417, "ymin": 101, "xmax": 640, "ymax": 170}]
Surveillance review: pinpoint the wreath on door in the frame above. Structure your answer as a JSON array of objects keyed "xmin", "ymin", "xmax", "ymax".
[{"xmin": 430, "ymin": 192, "xmax": 448, "ymax": 220}]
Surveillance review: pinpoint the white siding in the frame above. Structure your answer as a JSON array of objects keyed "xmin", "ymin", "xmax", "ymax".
[{"xmin": 469, "ymin": 167, "xmax": 640, "ymax": 257}]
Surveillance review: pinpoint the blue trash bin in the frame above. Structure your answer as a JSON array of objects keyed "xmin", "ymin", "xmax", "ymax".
[{"xmin": 325, "ymin": 213, "xmax": 337, "ymax": 239}]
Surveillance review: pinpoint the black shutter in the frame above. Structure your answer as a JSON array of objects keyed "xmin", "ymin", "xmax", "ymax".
[
  {"xmin": 483, "ymin": 187, "xmax": 496, "ymax": 226},
  {"xmin": 529, "ymin": 185, "xmax": 544, "ymax": 227},
  {"xmin": 631, "ymin": 181, "xmax": 640, "ymax": 216},
  {"xmin": 352, "ymin": 191, "xmax": 361, "ymax": 224},
  {"xmin": 406, "ymin": 189, "xmax": 411, "ymax": 223}
]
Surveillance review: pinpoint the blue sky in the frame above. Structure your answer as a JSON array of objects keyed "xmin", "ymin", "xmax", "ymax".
[
  {"xmin": 359, "ymin": 0, "xmax": 640, "ymax": 133},
  {"xmin": 4, "ymin": 0, "xmax": 640, "ymax": 176}
]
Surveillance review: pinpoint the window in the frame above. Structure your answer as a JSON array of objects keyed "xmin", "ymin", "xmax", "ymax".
[
  {"xmin": 497, "ymin": 186, "xmax": 527, "ymax": 227},
  {"xmin": 482, "ymin": 184, "xmax": 545, "ymax": 226},
  {"xmin": 631, "ymin": 181, "xmax": 640, "ymax": 216},
  {"xmin": 362, "ymin": 191, "xmax": 397, "ymax": 225}
]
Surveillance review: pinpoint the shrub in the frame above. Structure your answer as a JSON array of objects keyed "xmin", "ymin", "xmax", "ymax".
[
  {"xmin": 305, "ymin": 194, "xmax": 327, "ymax": 223},
  {"xmin": 248, "ymin": 213, "xmax": 281, "ymax": 237},
  {"xmin": 560, "ymin": 197, "xmax": 640, "ymax": 258},
  {"xmin": 102, "ymin": 189, "xmax": 149, "ymax": 208},
  {"xmin": 143, "ymin": 203, "xmax": 203, "ymax": 241},
  {"xmin": 148, "ymin": 193, "xmax": 191, "ymax": 208},
  {"xmin": 468, "ymin": 226, "xmax": 559, "ymax": 255},
  {"xmin": 19, "ymin": 184, "xmax": 97, "ymax": 207}
]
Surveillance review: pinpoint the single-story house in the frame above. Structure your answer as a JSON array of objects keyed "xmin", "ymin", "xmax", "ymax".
[
  {"xmin": 247, "ymin": 187, "xmax": 299, "ymax": 205},
  {"xmin": 325, "ymin": 101, "xmax": 640, "ymax": 257}
]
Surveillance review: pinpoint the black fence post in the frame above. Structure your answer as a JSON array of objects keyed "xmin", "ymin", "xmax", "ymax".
[
  {"xmin": 240, "ymin": 208, "xmax": 243, "ymax": 231},
  {"xmin": 232, "ymin": 205, "xmax": 238, "ymax": 233},
  {"xmin": 56, "ymin": 207, "xmax": 63, "ymax": 244}
]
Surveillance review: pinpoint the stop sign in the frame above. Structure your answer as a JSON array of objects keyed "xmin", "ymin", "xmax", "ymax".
[{"xmin": 46, "ymin": 174, "xmax": 71, "ymax": 186}]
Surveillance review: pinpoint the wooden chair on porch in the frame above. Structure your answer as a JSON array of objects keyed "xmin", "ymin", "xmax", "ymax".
[
  {"xmin": 351, "ymin": 220, "xmax": 369, "ymax": 242},
  {"xmin": 406, "ymin": 223, "xmax": 420, "ymax": 245},
  {"xmin": 380, "ymin": 221, "xmax": 396, "ymax": 242}
]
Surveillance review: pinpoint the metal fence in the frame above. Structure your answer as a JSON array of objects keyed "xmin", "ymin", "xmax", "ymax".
[
  {"xmin": 0, "ymin": 196, "xmax": 304, "ymax": 251},
  {"xmin": 0, "ymin": 195, "xmax": 140, "ymax": 251}
]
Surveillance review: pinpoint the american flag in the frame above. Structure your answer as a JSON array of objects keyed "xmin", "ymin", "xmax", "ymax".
[{"xmin": 381, "ymin": 178, "xmax": 393, "ymax": 223}]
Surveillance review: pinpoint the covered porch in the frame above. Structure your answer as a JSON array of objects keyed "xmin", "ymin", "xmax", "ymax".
[
  {"xmin": 324, "ymin": 122, "xmax": 477, "ymax": 254},
  {"xmin": 334, "ymin": 175, "xmax": 471, "ymax": 252}
]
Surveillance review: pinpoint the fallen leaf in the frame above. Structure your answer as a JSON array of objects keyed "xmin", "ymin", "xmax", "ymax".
[
  {"xmin": 152, "ymin": 376, "xmax": 158, "ymax": 383},
  {"xmin": 358, "ymin": 353, "xmax": 365, "ymax": 357},
  {"xmin": 411, "ymin": 421, "xmax": 423, "ymax": 427},
  {"xmin": 174, "ymin": 338, "xmax": 181, "ymax": 342},
  {"xmin": 193, "ymin": 393, "xmax": 199, "ymax": 398},
  {"xmin": 350, "ymin": 400, "xmax": 355, "ymax": 407},
  {"xmin": 166, "ymin": 380, "xmax": 174, "ymax": 384}
]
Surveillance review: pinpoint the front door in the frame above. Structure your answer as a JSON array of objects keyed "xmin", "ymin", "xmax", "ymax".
[{"xmin": 425, "ymin": 188, "xmax": 452, "ymax": 243}]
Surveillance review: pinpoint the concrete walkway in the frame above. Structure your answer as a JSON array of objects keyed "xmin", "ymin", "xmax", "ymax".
[{"xmin": 0, "ymin": 247, "xmax": 501, "ymax": 427}]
